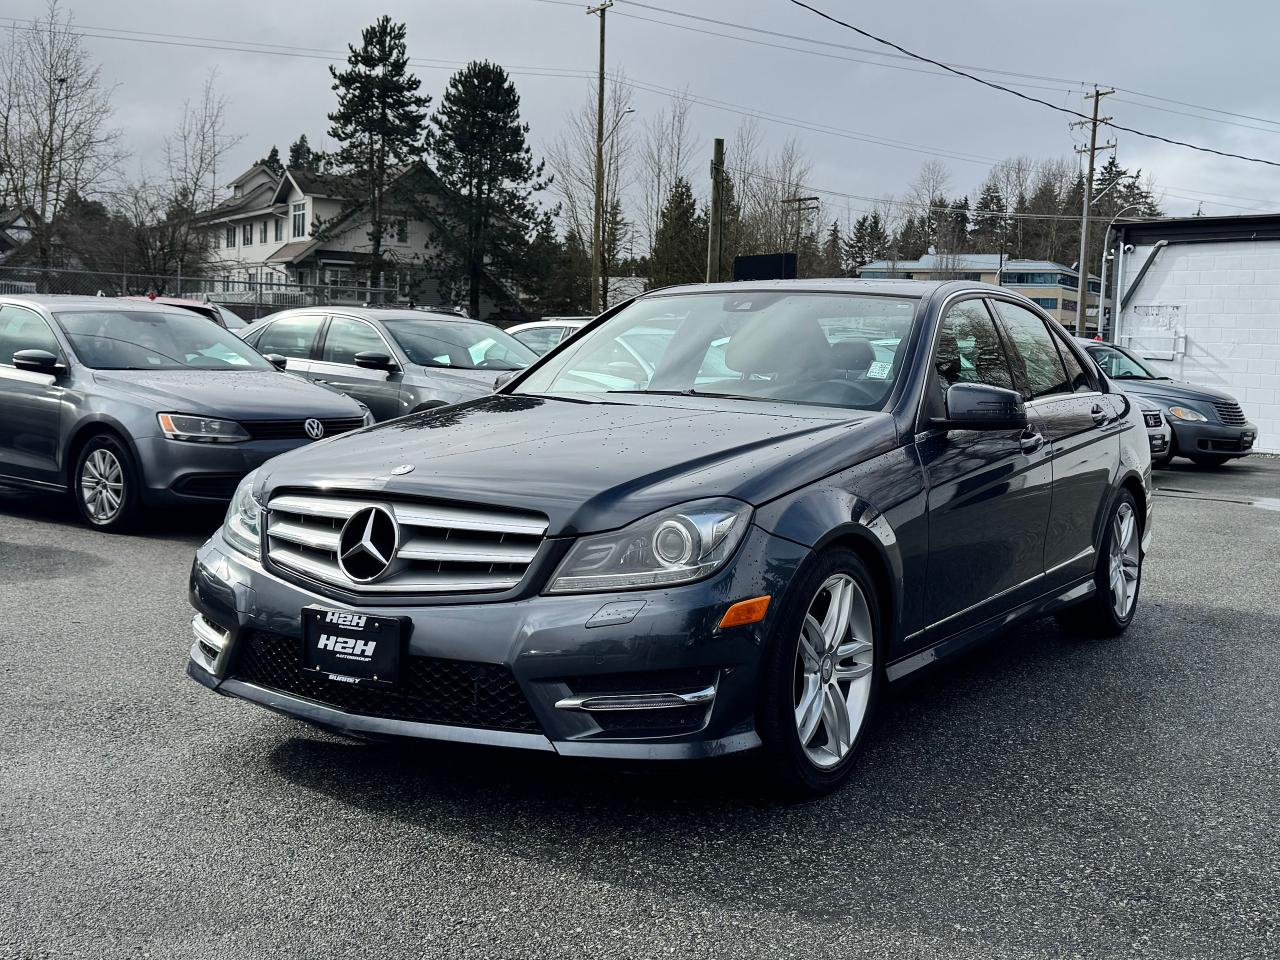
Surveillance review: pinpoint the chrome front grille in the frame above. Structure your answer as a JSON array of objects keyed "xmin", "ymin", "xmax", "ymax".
[
  {"xmin": 1212, "ymin": 400, "xmax": 1247, "ymax": 425},
  {"xmin": 265, "ymin": 492, "xmax": 548, "ymax": 594}
]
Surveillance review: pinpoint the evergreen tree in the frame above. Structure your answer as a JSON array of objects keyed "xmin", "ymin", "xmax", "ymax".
[
  {"xmin": 648, "ymin": 177, "xmax": 705, "ymax": 288},
  {"xmin": 288, "ymin": 135, "xmax": 320, "ymax": 172},
  {"xmin": 428, "ymin": 60, "xmax": 551, "ymax": 320},
  {"xmin": 971, "ymin": 180, "xmax": 1007, "ymax": 250},
  {"xmin": 326, "ymin": 16, "xmax": 430, "ymax": 291},
  {"xmin": 796, "ymin": 225, "xmax": 822, "ymax": 279},
  {"xmin": 257, "ymin": 146, "xmax": 283, "ymax": 176},
  {"xmin": 816, "ymin": 220, "xmax": 845, "ymax": 277},
  {"xmin": 894, "ymin": 215, "xmax": 930, "ymax": 260},
  {"xmin": 843, "ymin": 211, "xmax": 890, "ymax": 272},
  {"xmin": 601, "ymin": 196, "xmax": 630, "ymax": 308},
  {"xmin": 941, "ymin": 196, "xmax": 970, "ymax": 251},
  {"xmin": 525, "ymin": 223, "xmax": 590, "ymax": 317}
]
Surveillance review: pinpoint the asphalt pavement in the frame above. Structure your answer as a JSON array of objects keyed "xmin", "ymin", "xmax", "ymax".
[{"xmin": 1, "ymin": 458, "xmax": 1277, "ymax": 959}]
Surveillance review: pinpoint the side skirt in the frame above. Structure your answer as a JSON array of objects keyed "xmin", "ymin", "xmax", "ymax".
[{"xmin": 885, "ymin": 575, "xmax": 1096, "ymax": 682}]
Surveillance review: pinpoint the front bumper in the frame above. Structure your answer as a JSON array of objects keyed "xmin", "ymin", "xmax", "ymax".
[
  {"xmin": 186, "ymin": 524, "xmax": 809, "ymax": 759},
  {"xmin": 1167, "ymin": 418, "xmax": 1257, "ymax": 459},
  {"xmin": 135, "ymin": 436, "xmax": 314, "ymax": 505}
]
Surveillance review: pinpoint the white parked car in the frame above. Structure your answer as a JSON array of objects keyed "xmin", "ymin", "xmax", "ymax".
[{"xmin": 507, "ymin": 317, "xmax": 592, "ymax": 355}]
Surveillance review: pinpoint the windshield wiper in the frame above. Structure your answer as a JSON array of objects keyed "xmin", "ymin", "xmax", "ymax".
[{"xmin": 605, "ymin": 388, "xmax": 755, "ymax": 400}]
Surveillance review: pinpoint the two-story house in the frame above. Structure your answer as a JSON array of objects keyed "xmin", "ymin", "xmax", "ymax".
[{"xmin": 197, "ymin": 163, "xmax": 513, "ymax": 315}]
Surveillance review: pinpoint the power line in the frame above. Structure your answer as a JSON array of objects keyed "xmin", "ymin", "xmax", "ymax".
[{"xmin": 784, "ymin": 0, "xmax": 1280, "ymax": 168}]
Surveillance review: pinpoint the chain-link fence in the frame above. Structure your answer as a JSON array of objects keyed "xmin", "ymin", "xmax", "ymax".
[{"xmin": 0, "ymin": 265, "xmax": 399, "ymax": 320}]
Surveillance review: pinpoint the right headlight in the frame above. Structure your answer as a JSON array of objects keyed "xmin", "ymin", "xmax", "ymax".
[
  {"xmin": 546, "ymin": 498, "xmax": 753, "ymax": 594},
  {"xmin": 222, "ymin": 469, "xmax": 262, "ymax": 558},
  {"xmin": 1167, "ymin": 405, "xmax": 1208, "ymax": 422}
]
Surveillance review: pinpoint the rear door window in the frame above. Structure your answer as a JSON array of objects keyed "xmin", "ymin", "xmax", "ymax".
[{"xmin": 252, "ymin": 314, "xmax": 324, "ymax": 360}]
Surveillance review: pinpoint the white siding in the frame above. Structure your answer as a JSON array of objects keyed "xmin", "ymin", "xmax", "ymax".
[{"xmin": 1116, "ymin": 239, "xmax": 1280, "ymax": 453}]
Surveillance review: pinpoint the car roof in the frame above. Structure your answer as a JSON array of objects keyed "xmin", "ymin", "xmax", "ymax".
[
  {"xmin": 0, "ymin": 294, "xmax": 184, "ymax": 313},
  {"xmin": 509, "ymin": 318, "xmax": 591, "ymax": 332},
  {"xmin": 645, "ymin": 278, "xmax": 952, "ymax": 298},
  {"xmin": 266, "ymin": 305, "xmax": 489, "ymax": 325}
]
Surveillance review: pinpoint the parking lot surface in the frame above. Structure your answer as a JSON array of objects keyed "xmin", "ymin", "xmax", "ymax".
[{"xmin": 2, "ymin": 459, "xmax": 1277, "ymax": 959}]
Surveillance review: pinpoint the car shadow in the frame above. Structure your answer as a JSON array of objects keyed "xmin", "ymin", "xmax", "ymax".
[
  {"xmin": 258, "ymin": 602, "xmax": 1227, "ymax": 928},
  {"xmin": 0, "ymin": 483, "xmax": 224, "ymax": 542}
]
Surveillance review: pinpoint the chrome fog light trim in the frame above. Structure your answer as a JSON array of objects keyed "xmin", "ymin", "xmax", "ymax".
[{"xmin": 555, "ymin": 686, "xmax": 717, "ymax": 712}]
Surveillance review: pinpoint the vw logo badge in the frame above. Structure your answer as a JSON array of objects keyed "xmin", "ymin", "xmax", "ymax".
[
  {"xmin": 304, "ymin": 418, "xmax": 325, "ymax": 440},
  {"xmin": 337, "ymin": 505, "xmax": 399, "ymax": 583},
  {"xmin": 391, "ymin": 464, "xmax": 415, "ymax": 476}
]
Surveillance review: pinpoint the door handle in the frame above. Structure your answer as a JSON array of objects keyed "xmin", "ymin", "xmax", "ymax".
[
  {"xmin": 1020, "ymin": 427, "xmax": 1045, "ymax": 453},
  {"xmin": 1090, "ymin": 404, "xmax": 1107, "ymax": 425}
]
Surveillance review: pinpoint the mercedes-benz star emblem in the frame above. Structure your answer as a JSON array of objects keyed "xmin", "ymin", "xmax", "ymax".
[
  {"xmin": 337, "ymin": 505, "xmax": 399, "ymax": 583},
  {"xmin": 304, "ymin": 418, "xmax": 325, "ymax": 440}
]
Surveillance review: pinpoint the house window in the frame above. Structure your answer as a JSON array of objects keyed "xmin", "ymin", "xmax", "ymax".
[
  {"xmin": 274, "ymin": 217, "xmax": 283, "ymax": 242},
  {"xmin": 212, "ymin": 231, "xmax": 220, "ymax": 250},
  {"xmin": 291, "ymin": 202, "xmax": 306, "ymax": 238},
  {"xmin": 1031, "ymin": 297, "xmax": 1059, "ymax": 310},
  {"xmin": 259, "ymin": 220, "xmax": 268, "ymax": 244},
  {"xmin": 242, "ymin": 223, "xmax": 253, "ymax": 246},
  {"xmin": 225, "ymin": 226, "xmax": 236, "ymax": 248},
  {"xmin": 395, "ymin": 218, "xmax": 408, "ymax": 244},
  {"xmin": 1062, "ymin": 299, "xmax": 1078, "ymax": 314}
]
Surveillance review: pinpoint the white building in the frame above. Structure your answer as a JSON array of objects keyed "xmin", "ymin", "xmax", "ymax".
[
  {"xmin": 1112, "ymin": 214, "xmax": 1280, "ymax": 454},
  {"xmin": 197, "ymin": 163, "xmax": 513, "ymax": 315}
]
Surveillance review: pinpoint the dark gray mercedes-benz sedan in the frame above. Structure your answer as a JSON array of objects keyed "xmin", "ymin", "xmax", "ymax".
[
  {"xmin": 188, "ymin": 280, "xmax": 1153, "ymax": 796},
  {"xmin": 0, "ymin": 295, "xmax": 371, "ymax": 531}
]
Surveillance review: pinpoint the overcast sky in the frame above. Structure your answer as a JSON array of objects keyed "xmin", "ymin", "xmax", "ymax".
[{"xmin": 8, "ymin": 0, "xmax": 1280, "ymax": 224}]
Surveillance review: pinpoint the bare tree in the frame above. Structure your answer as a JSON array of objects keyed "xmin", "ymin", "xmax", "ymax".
[
  {"xmin": 547, "ymin": 75, "xmax": 634, "ymax": 303},
  {"xmin": 0, "ymin": 1, "xmax": 121, "ymax": 272},
  {"xmin": 726, "ymin": 121, "xmax": 816, "ymax": 258},
  {"xmin": 636, "ymin": 89, "xmax": 697, "ymax": 256},
  {"xmin": 120, "ymin": 69, "xmax": 241, "ymax": 281},
  {"xmin": 906, "ymin": 159, "xmax": 952, "ymax": 250}
]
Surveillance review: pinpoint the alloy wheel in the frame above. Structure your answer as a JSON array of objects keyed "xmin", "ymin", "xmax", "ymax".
[
  {"xmin": 1109, "ymin": 501, "xmax": 1140, "ymax": 619},
  {"xmin": 792, "ymin": 573, "xmax": 875, "ymax": 769},
  {"xmin": 81, "ymin": 448, "xmax": 125, "ymax": 523}
]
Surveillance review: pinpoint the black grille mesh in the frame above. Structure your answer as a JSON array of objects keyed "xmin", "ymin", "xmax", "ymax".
[
  {"xmin": 1212, "ymin": 401, "xmax": 1247, "ymax": 425},
  {"xmin": 241, "ymin": 417, "xmax": 365, "ymax": 440},
  {"xmin": 232, "ymin": 630, "xmax": 541, "ymax": 733}
]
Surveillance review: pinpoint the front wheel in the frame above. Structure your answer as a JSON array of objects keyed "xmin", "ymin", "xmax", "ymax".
[
  {"xmin": 758, "ymin": 548, "xmax": 882, "ymax": 799},
  {"xmin": 72, "ymin": 434, "xmax": 141, "ymax": 532},
  {"xmin": 1056, "ymin": 490, "xmax": 1142, "ymax": 637}
]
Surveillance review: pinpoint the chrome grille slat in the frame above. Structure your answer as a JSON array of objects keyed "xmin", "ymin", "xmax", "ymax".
[{"xmin": 265, "ymin": 490, "xmax": 546, "ymax": 596}]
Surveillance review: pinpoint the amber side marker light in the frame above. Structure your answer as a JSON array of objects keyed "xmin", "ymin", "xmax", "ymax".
[{"xmin": 719, "ymin": 595, "xmax": 771, "ymax": 629}]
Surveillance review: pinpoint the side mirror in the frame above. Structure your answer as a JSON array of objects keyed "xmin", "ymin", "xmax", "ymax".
[
  {"xmin": 13, "ymin": 349, "xmax": 62, "ymax": 375},
  {"xmin": 934, "ymin": 382, "xmax": 1027, "ymax": 431},
  {"xmin": 354, "ymin": 351, "xmax": 397, "ymax": 371},
  {"xmin": 264, "ymin": 353, "xmax": 289, "ymax": 370}
]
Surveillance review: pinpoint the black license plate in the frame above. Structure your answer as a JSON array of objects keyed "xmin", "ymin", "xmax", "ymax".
[{"xmin": 302, "ymin": 607, "xmax": 405, "ymax": 687}]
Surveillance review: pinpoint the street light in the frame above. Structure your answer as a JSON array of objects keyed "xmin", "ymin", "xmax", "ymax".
[{"xmin": 1097, "ymin": 202, "xmax": 1144, "ymax": 340}]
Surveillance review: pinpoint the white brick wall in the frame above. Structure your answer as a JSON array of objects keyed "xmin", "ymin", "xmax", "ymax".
[{"xmin": 1116, "ymin": 238, "xmax": 1280, "ymax": 453}]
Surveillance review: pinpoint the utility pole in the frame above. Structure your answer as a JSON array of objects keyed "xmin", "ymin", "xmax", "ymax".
[
  {"xmin": 588, "ymin": 1, "xmax": 613, "ymax": 315},
  {"xmin": 781, "ymin": 195, "xmax": 820, "ymax": 276},
  {"xmin": 705, "ymin": 137, "xmax": 725, "ymax": 283},
  {"xmin": 1071, "ymin": 86, "xmax": 1114, "ymax": 335}
]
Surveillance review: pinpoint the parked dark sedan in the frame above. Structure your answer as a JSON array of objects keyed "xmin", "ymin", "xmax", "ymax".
[
  {"xmin": 188, "ymin": 280, "xmax": 1152, "ymax": 796},
  {"xmin": 1079, "ymin": 338, "xmax": 1255, "ymax": 467},
  {"xmin": 241, "ymin": 307, "xmax": 536, "ymax": 421},
  {"xmin": 0, "ymin": 295, "xmax": 371, "ymax": 531}
]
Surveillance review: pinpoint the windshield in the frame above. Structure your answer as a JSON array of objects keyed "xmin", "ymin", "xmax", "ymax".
[
  {"xmin": 1087, "ymin": 342, "xmax": 1164, "ymax": 379},
  {"xmin": 55, "ymin": 309, "xmax": 274, "ymax": 371},
  {"xmin": 514, "ymin": 291, "xmax": 919, "ymax": 410},
  {"xmin": 382, "ymin": 319, "xmax": 536, "ymax": 370}
]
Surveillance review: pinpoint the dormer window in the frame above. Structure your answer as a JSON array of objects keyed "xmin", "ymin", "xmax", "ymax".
[{"xmin": 233, "ymin": 184, "xmax": 242, "ymax": 198}]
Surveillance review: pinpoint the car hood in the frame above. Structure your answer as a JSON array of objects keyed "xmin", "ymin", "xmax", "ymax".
[
  {"xmin": 407, "ymin": 364, "xmax": 506, "ymax": 397},
  {"xmin": 1110, "ymin": 377, "xmax": 1240, "ymax": 407},
  {"xmin": 256, "ymin": 394, "xmax": 896, "ymax": 535},
  {"xmin": 91, "ymin": 369, "xmax": 364, "ymax": 420}
]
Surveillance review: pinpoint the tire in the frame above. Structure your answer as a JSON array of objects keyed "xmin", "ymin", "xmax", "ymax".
[
  {"xmin": 757, "ymin": 547, "xmax": 882, "ymax": 800},
  {"xmin": 1055, "ymin": 489, "xmax": 1142, "ymax": 637},
  {"xmin": 1189, "ymin": 454, "xmax": 1233, "ymax": 468},
  {"xmin": 72, "ymin": 433, "xmax": 142, "ymax": 532}
]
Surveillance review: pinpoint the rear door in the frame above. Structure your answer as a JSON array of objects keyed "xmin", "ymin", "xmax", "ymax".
[
  {"xmin": 0, "ymin": 304, "xmax": 66, "ymax": 484},
  {"xmin": 245, "ymin": 312, "xmax": 326, "ymax": 376},
  {"xmin": 990, "ymin": 299, "xmax": 1120, "ymax": 585},
  {"xmin": 915, "ymin": 297, "xmax": 1054, "ymax": 642},
  {"xmin": 310, "ymin": 315, "xmax": 404, "ymax": 421}
]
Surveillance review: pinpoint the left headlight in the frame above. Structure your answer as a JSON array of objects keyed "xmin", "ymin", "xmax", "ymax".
[
  {"xmin": 1167, "ymin": 405, "xmax": 1208, "ymax": 423},
  {"xmin": 546, "ymin": 498, "xmax": 753, "ymax": 594},
  {"xmin": 158, "ymin": 413, "xmax": 249, "ymax": 443},
  {"xmin": 222, "ymin": 469, "xmax": 262, "ymax": 558}
]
